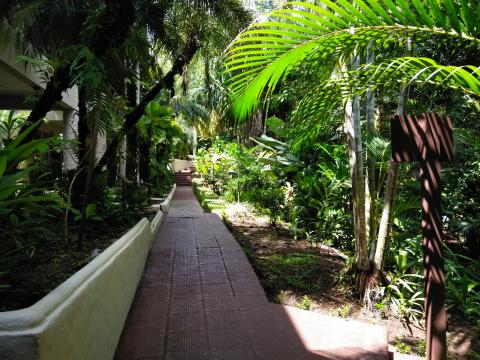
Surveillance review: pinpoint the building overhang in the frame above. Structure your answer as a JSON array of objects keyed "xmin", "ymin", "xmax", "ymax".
[{"xmin": 0, "ymin": 21, "xmax": 78, "ymax": 111}]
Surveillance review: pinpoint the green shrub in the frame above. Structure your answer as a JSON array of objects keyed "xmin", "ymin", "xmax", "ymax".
[
  {"xmin": 417, "ymin": 339, "xmax": 426, "ymax": 357},
  {"xmin": 336, "ymin": 305, "xmax": 351, "ymax": 318},
  {"xmin": 395, "ymin": 338, "xmax": 412, "ymax": 354},
  {"xmin": 297, "ymin": 295, "xmax": 311, "ymax": 310},
  {"xmin": 444, "ymin": 246, "xmax": 480, "ymax": 323}
]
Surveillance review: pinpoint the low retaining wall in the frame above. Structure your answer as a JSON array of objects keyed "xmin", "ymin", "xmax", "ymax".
[
  {"xmin": 160, "ymin": 183, "xmax": 176, "ymax": 213},
  {"xmin": 0, "ymin": 209, "xmax": 167, "ymax": 360}
]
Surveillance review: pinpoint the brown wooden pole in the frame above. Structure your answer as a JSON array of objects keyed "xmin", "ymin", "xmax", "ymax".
[
  {"xmin": 420, "ymin": 157, "xmax": 447, "ymax": 360},
  {"xmin": 392, "ymin": 113, "xmax": 453, "ymax": 360}
]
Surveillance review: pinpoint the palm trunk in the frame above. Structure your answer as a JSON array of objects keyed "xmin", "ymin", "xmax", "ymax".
[
  {"xmin": 139, "ymin": 133, "xmax": 151, "ymax": 184},
  {"xmin": 373, "ymin": 161, "xmax": 399, "ymax": 272},
  {"xmin": 365, "ymin": 42, "xmax": 377, "ymax": 261},
  {"xmin": 345, "ymin": 49, "xmax": 369, "ymax": 272},
  {"xmin": 205, "ymin": 56, "xmax": 212, "ymax": 109},
  {"xmin": 373, "ymin": 38, "xmax": 412, "ymax": 274},
  {"xmin": 126, "ymin": 82, "xmax": 139, "ymax": 185},
  {"xmin": 77, "ymin": 86, "xmax": 88, "ymax": 166},
  {"xmin": 192, "ymin": 125, "xmax": 198, "ymax": 157}
]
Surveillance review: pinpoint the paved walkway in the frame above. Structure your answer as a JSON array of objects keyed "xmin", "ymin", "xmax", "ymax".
[{"xmin": 115, "ymin": 187, "xmax": 388, "ymax": 360}]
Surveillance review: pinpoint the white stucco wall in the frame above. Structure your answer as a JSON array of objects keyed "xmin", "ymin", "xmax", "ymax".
[
  {"xmin": 160, "ymin": 184, "xmax": 176, "ymax": 213},
  {"xmin": 171, "ymin": 159, "xmax": 193, "ymax": 172}
]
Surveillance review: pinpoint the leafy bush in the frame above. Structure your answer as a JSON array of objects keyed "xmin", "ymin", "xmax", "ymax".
[
  {"xmin": 138, "ymin": 101, "xmax": 184, "ymax": 193},
  {"xmin": 336, "ymin": 305, "xmax": 351, "ymax": 318},
  {"xmin": 444, "ymin": 159, "xmax": 480, "ymax": 258},
  {"xmin": 292, "ymin": 144, "xmax": 352, "ymax": 249},
  {"xmin": 297, "ymin": 295, "xmax": 312, "ymax": 310},
  {"xmin": 385, "ymin": 274, "xmax": 424, "ymax": 326},
  {"xmin": 195, "ymin": 138, "xmax": 237, "ymax": 194},
  {"xmin": 444, "ymin": 246, "xmax": 480, "ymax": 323},
  {"xmin": 232, "ymin": 163, "xmax": 286, "ymax": 226},
  {"xmin": 0, "ymin": 122, "xmax": 65, "ymax": 287},
  {"xmin": 197, "ymin": 138, "xmax": 288, "ymax": 225},
  {"xmin": 395, "ymin": 338, "xmax": 412, "ymax": 354}
]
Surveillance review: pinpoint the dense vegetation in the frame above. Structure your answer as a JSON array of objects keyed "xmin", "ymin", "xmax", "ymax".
[
  {"xmin": 221, "ymin": 0, "xmax": 480, "ymax": 330},
  {"xmin": 0, "ymin": 0, "xmax": 479, "ymax": 357},
  {"xmin": 0, "ymin": 0, "xmax": 250, "ymax": 309}
]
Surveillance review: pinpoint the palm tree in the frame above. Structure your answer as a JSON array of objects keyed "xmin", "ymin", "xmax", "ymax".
[{"xmin": 224, "ymin": 0, "xmax": 480, "ymax": 276}]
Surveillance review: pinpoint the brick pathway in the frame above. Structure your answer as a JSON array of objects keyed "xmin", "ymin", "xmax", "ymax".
[{"xmin": 115, "ymin": 186, "xmax": 388, "ymax": 360}]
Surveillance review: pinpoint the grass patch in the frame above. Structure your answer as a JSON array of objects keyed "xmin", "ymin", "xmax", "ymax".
[
  {"xmin": 255, "ymin": 252, "xmax": 325, "ymax": 294},
  {"xmin": 192, "ymin": 181, "xmax": 227, "ymax": 213}
]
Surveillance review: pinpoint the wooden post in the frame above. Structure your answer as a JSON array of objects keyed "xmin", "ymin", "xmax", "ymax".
[{"xmin": 391, "ymin": 113, "xmax": 454, "ymax": 360}]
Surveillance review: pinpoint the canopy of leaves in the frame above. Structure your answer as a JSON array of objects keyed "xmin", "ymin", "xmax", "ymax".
[{"xmin": 224, "ymin": 1, "xmax": 480, "ymax": 121}]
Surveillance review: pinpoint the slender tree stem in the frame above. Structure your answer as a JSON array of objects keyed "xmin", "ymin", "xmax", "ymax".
[
  {"xmin": 345, "ymin": 37, "xmax": 369, "ymax": 272},
  {"xmin": 365, "ymin": 41, "xmax": 377, "ymax": 261},
  {"xmin": 373, "ymin": 38, "xmax": 412, "ymax": 274}
]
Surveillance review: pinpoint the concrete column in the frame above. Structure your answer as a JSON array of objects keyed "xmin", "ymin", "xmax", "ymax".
[{"xmin": 63, "ymin": 110, "xmax": 78, "ymax": 172}]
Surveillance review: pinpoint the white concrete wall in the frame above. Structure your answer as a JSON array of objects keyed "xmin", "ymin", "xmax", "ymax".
[
  {"xmin": 172, "ymin": 159, "xmax": 193, "ymax": 172},
  {"xmin": 0, "ymin": 190, "xmax": 175, "ymax": 360},
  {"xmin": 161, "ymin": 184, "xmax": 176, "ymax": 213}
]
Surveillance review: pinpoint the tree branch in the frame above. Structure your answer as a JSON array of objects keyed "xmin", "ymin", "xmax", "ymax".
[{"xmin": 94, "ymin": 37, "xmax": 198, "ymax": 174}]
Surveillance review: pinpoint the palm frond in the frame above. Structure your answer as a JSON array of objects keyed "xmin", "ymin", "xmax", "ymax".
[
  {"xmin": 224, "ymin": 1, "xmax": 480, "ymax": 120},
  {"xmin": 362, "ymin": 57, "xmax": 480, "ymax": 96},
  {"xmin": 288, "ymin": 56, "xmax": 480, "ymax": 151},
  {"xmin": 366, "ymin": 135, "xmax": 391, "ymax": 164}
]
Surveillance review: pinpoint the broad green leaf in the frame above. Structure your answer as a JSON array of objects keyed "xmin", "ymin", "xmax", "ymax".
[
  {"xmin": 86, "ymin": 203, "xmax": 96, "ymax": 219},
  {"xmin": 0, "ymin": 156, "xmax": 6, "ymax": 177}
]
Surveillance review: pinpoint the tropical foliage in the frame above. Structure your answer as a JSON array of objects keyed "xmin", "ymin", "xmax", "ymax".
[{"xmin": 1, "ymin": 2, "xmax": 480, "ymax": 356}]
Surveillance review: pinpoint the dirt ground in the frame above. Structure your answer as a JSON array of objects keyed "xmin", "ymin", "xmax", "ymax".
[{"xmin": 220, "ymin": 207, "xmax": 479, "ymax": 359}]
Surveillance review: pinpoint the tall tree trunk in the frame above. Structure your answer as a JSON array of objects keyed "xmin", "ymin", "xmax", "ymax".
[
  {"xmin": 192, "ymin": 125, "xmax": 198, "ymax": 157},
  {"xmin": 105, "ymin": 57, "xmax": 125, "ymax": 187},
  {"xmin": 252, "ymin": 108, "xmax": 263, "ymax": 139},
  {"xmin": 345, "ymin": 51, "xmax": 369, "ymax": 273},
  {"xmin": 139, "ymin": 132, "xmax": 151, "ymax": 184},
  {"xmin": 373, "ymin": 38, "xmax": 412, "ymax": 274},
  {"xmin": 373, "ymin": 161, "xmax": 399, "ymax": 272},
  {"xmin": 365, "ymin": 42, "xmax": 377, "ymax": 261},
  {"xmin": 70, "ymin": 86, "xmax": 88, "ymax": 209},
  {"xmin": 205, "ymin": 55, "xmax": 212, "ymax": 109},
  {"xmin": 77, "ymin": 86, "xmax": 88, "ymax": 165},
  {"xmin": 106, "ymin": 139, "xmax": 119, "ymax": 186},
  {"xmin": 126, "ymin": 82, "xmax": 139, "ymax": 186}
]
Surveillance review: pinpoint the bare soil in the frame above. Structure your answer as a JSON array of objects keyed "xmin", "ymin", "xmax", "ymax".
[{"xmin": 222, "ymin": 211, "xmax": 480, "ymax": 359}]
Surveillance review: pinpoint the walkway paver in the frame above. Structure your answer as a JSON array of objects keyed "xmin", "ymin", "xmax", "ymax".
[{"xmin": 115, "ymin": 186, "xmax": 388, "ymax": 360}]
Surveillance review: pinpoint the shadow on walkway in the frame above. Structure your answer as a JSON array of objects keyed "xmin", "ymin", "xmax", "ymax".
[{"xmin": 115, "ymin": 187, "xmax": 388, "ymax": 360}]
